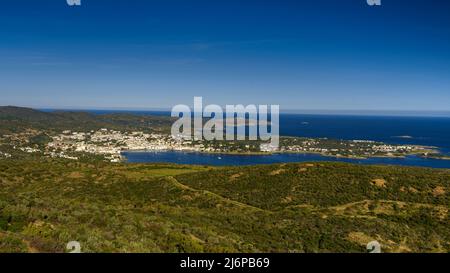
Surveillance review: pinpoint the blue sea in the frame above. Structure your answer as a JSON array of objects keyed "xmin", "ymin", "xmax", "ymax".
[
  {"xmin": 43, "ymin": 109, "xmax": 450, "ymax": 168},
  {"xmin": 122, "ymin": 151, "xmax": 450, "ymax": 169},
  {"xmin": 279, "ymin": 114, "xmax": 450, "ymax": 155}
]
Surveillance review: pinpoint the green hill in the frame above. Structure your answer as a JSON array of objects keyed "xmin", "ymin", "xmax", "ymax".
[
  {"xmin": 0, "ymin": 106, "xmax": 174, "ymax": 134},
  {"xmin": 0, "ymin": 160, "xmax": 448, "ymax": 253}
]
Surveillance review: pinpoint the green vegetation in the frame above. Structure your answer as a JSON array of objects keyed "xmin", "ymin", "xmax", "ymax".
[
  {"xmin": 0, "ymin": 106, "xmax": 448, "ymax": 253},
  {"xmin": 0, "ymin": 160, "xmax": 448, "ymax": 253},
  {"xmin": 0, "ymin": 106, "xmax": 175, "ymax": 135}
]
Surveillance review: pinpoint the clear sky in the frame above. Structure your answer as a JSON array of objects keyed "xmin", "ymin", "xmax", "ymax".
[{"xmin": 1, "ymin": 0, "xmax": 449, "ymax": 111}]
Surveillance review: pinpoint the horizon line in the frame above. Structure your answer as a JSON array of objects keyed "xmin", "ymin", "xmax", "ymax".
[{"xmin": 3, "ymin": 105, "xmax": 450, "ymax": 118}]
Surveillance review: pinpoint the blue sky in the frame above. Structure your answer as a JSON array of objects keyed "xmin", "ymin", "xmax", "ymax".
[{"xmin": 1, "ymin": 0, "xmax": 450, "ymax": 111}]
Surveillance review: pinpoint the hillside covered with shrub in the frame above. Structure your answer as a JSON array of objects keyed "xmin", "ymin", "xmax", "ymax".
[{"xmin": 0, "ymin": 159, "xmax": 448, "ymax": 253}]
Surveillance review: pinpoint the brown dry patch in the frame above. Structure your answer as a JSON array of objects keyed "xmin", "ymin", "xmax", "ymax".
[
  {"xmin": 67, "ymin": 172, "xmax": 84, "ymax": 179},
  {"xmin": 347, "ymin": 232, "xmax": 375, "ymax": 246},
  {"xmin": 281, "ymin": 196, "xmax": 293, "ymax": 204},
  {"xmin": 298, "ymin": 168, "xmax": 308, "ymax": 173},
  {"xmin": 30, "ymin": 220, "xmax": 55, "ymax": 230},
  {"xmin": 269, "ymin": 169, "xmax": 286, "ymax": 176},
  {"xmin": 181, "ymin": 195, "xmax": 193, "ymax": 201},
  {"xmin": 408, "ymin": 187, "xmax": 419, "ymax": 193},
  {"xmin": 62, "ymin": 186, "xmax": 74, "ymax": 192},
  {"xmin": 303, "ymin": 164, "xmax": 315, "ymax": 167},
  {"xmin": 229, "ymin": 173, "xmax": 243, "ymax": 181},
  {"xmin": 435, "ymin": 207, "xmax": 448, "ymax": 220},
  {"xmin": 432, "ymin": 186, "xmax": 446, "ymax": 197},
  {"xmin": 371, "ymin": 179, "xmax": 387, "ymax": 188}
]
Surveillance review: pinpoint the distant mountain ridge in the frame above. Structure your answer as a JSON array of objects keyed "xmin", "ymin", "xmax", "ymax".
[
  {"xmin": 0, "ymin": 106, "xmax": 174, "ymax": 134},
  {"xmin": 0, "ymin": 106, "xmax": 57, "ymax": 120}
]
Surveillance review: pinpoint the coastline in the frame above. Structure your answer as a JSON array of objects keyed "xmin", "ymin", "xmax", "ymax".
[{"xmin": 120, "ymin": 149, "xmax": 450, "ymax": 169}]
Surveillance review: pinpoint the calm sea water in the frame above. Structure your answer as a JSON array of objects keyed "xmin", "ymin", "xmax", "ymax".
[
  {"xmin": 123, "ymin": 151, "xmax": 450, "ymax": 169},
  {"xmin": 280, "ymin": 114, "xmax": 450, "ymax": 154},
  {"xmin": 44, "ymin": 109, "xmax": 450, "ymax": 168}
]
